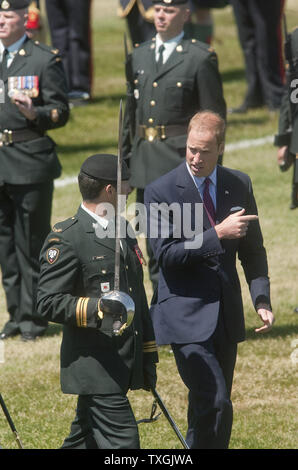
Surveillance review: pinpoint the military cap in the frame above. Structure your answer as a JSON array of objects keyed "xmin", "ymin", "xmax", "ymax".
[
  {"xmin": 152, "ymin": 0, "xmax": 188, "ymax": 5},
  {"xmin": 0, "ymin": 0, "xmax": 30, "ymax": 10},
  {"xmin": 80, "ymin": 154, "xmax": 130, "ymax": 182}
]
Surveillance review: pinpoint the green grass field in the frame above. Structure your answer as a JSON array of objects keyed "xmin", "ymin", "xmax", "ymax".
[{"xmin": 0, "ymin": 0, "xmax": 297, "ymax": 450}]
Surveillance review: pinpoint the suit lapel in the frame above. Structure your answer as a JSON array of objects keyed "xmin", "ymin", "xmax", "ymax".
[
  {"xmin": 174, "ymin": 164, "xmax": 237, "ymax": 234},
  {"xmin": 146, "ymin": 40, "xmax": 158, "ymax": 74},
  {"xmin": 176, "ymin": 163, "xmax": 212, "ymax": 232},
  {"xmin": 216, "ymin": 165, "xmax": 233, "ymax": 223}
]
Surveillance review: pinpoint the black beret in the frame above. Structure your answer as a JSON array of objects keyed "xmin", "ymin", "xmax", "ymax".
[
  {"xmin": 80, "ymin": 154, "xmax": 130, "ymax": 182},
  {"xmin": 0, "ymin": 0, "xmax": 30, "ymax": 10},
  {"xmin": 152, "ymin": 0, "xmax": 189, "ymax": 5}
]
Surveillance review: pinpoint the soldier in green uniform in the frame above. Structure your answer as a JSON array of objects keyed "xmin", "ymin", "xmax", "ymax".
[
  {"xmin": 0, "ymin": 0, "xmax": 69, "ymax": 341},
  {"xmin": 118, "ymin": 1, "xmax": 156, "ymax": 46},
  {"xmin": 274, "ymin": 26, "xmax": 298, "ymax": 314},
  {"xmin": 122, "ymin": 0, "xmax": 226, "ymax": 289},
  {"xmin": 36, "ymin": 154, "xmax": 158, "ymax": 449},
  {"xmin": 274, "ymin": 26, "xmax": 298, "ymax": 210}
]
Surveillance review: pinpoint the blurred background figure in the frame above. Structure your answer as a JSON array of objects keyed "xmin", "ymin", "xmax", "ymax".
[
  {"xmin": 45, "ymin": 0, "xmax": 93, "ymax": 105},
  {"xmin": 119, "ymin": 0, "xmax": 229, "ymax": 47},
  {"xmin": 26, "ymin": 1, "xmax": 46, "ymax": 42},
  {"xmin": 118, "ymin": 0, "xmax": 156, "ymax": 46},
  {"xmin": 229, "ymin": 0, "xmax": 286, "ymax": 113},
  {"xmin": 274, "ymin": 25, "xmax": 298, "ymax": 210},
  {"xmin": 184, "ymin": 0, "xmax": 229, "ymax": 44}
]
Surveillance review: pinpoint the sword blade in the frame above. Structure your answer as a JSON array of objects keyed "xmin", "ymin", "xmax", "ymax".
[
  {"xmin": 114, "ymin": 99, "xmax": 123, "ymax": 292},
  {"xmin": 0, "ymin": 393, "xmax": 24, "ymax": 449}
]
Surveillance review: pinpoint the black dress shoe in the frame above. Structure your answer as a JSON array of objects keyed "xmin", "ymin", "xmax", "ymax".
[
  {"xmin": 21, "ymin": 332, "xmax": 37, "ymax": 342},
  {"xmin": 0, "ymin": 330, "xmax": 19, "ymax": 340},
  {"xmin": 279, "ymin": 148, "xmax": 295, "ymax": 172},
  {"xmin": 68, "ymin": 90, "xmax": 90, "ymax": 107},
  {"xmin": 68, "ymin": 90, "xmax": 90, "ymax": 101}
]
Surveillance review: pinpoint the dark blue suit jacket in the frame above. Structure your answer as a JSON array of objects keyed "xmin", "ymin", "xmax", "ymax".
[{"xmin": 144, "ymin": 162, "xmax": 271, "ymax": 345}]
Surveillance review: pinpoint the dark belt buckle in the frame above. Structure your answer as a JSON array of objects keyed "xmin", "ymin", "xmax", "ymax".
[{"xmin": 1, "ymin": 129, "xmax": 13, "ymax": 146}]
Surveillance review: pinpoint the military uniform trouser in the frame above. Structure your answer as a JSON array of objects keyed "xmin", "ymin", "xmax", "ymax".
[
  {"xmin": 0, "ymin": 182, "xmax": 52, "ymax": 336},
  {"xmin": 230, "ymin": 0, "xmax": 285, "ymax": 108},
  {"xmin": 61, "ymin": 394, "xmax": 140, "ymax": 449},
  {"xmin": 45, "ymin": 0, "xmax": 92, "ymax": 94}
]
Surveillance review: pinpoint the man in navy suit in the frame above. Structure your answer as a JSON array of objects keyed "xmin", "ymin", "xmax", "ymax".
[{"xmin": 144, "ymin": 110, "xmax": 274, "ymax": 448}]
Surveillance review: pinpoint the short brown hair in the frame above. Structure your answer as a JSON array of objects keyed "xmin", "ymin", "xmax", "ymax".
[
  {"xmin": 78, "ymin": 172, "xmax": 115, "ymax": 201},
  {"xmin": 187, "ymin": 110, "xmax": 226, "ymax": 145}
]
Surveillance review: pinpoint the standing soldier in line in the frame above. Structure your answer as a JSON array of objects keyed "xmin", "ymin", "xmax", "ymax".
[
  {"xmin": 45, "ymin": 0, "xmax": 93, "ymax": 105},
  {"xmin": 0, "ymin": 0, "xmax": 69, "ymax": 341},
  {"xmin": 122, "ymin": 0, "xmax": 226, "ymax": 291},
  {"xmin": 25, "ymin": 1, "xmax": 45, "ymax": 42},
  {"xmin": 274, "ymin": 24, "xmax": 298, "ymax": 316},
  {"xmin": 184, "ymin": 0, "xmax": 229, "ymax": 45},
  {"xmin": 37, "ymin": 154, "xmax": 158, "ymax": 449},
  {"xmin": 229, "ymin": 0, "xmax": 285, "ymax": 113},
  {"xmin": 118, "ymin": 0, "xmax": 156, "ymax": 46},
  {"xmin": 274, "ymin": 26, "xmax": 298, "ymax": 211}
]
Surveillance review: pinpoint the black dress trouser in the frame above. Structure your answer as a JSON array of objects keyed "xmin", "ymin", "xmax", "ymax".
[
  {"xmin": 0, "ymin": 182, "xmax": 52, "ymax": 336},
  {"xmin": 62, "ymin": 394, "xmax": 140, "ymax": 449},
  {"xmin": 230, "ymin": 0, "xmax": 285, "ymax": 108}
]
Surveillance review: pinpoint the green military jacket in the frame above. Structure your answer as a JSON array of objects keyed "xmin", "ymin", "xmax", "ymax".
[
  {"xmin": 37, "ymin": 206, "xmax": 158, "ymax": 395},
  {"xmin": 0, "ymin": 37, "xmax": 69, "ymax": 185},
  {"xmin": 274, "ymin": 27, "xmax": 298, "ymax": 154},
  {"xmin": 122, "ymin": 36, "xmax": 226, "ymax": 188}
]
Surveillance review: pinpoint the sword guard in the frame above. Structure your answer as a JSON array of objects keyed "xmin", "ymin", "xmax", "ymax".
[{"xmin": 99, "ymin": 290, "xmax": 135, "ymax": 336}]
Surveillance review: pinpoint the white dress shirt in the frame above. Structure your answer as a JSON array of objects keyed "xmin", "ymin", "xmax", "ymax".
[
  {"xmin": 155, "ymin": 31, "xmax": 185, "ymax": 65},
  {"xmin": 81, "ymin": 202, "xmax": 109, "ymax": 230},
  {"xmin": 1, "ymin": 34, "xmax": 27, "ymax": 67},
  {"xmin": 186, "ymin": 163, "xmax": 217, "ymax": 210}
]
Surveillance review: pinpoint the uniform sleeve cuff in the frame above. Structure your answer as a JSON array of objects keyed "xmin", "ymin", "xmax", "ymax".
[
  {"xmin": 143, "ymin": 340, "xmax": 158, "ymax": 354},
  {"xmin": 274, "ymin": 133, "xmax": 291, "ymax": 147},
  {"xmin": 75, "ymin": 297, "xmax": 99, "ymax": 329}
]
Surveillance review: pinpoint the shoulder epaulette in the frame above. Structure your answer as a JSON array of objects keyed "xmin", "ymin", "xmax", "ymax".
[
  {"xmin": 52, "ymin": 216, "xmax": 77, "ymax": 233},
  {"xmin": 190, "ymin": 38, "xmax": 216, "ymax": 54},
  {"xmin": 135, "ymin": 38, "xmax": 153, "ymax": 50},
  {"xmin": 33, "ymin": 40, "xmax": 60, "ymax": 56}
]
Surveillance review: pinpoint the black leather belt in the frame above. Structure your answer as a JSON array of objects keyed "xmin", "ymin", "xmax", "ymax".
[
  {"xmin": 138, "ymin": 124, "xmax": 188, "ymax": 142},
  {"xmin": 0, "ymin": 128, "xmax": 43, "ymax": 146}
]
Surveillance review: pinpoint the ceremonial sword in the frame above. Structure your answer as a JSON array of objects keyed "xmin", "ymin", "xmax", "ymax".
[
  {"xmin": 138, "ymin": 389, "xmax": 189, "ymax": 450},
  {"xmin": 151, "ymin": 389, "xmax": 189, "ymax": 450},
  {"xmin": 0, "ymin": 393, "xmax": 24, "ymax": 449},
  {"xmin": 99, "ymin": 100, "xmax": 135, "ymax": 335}
]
